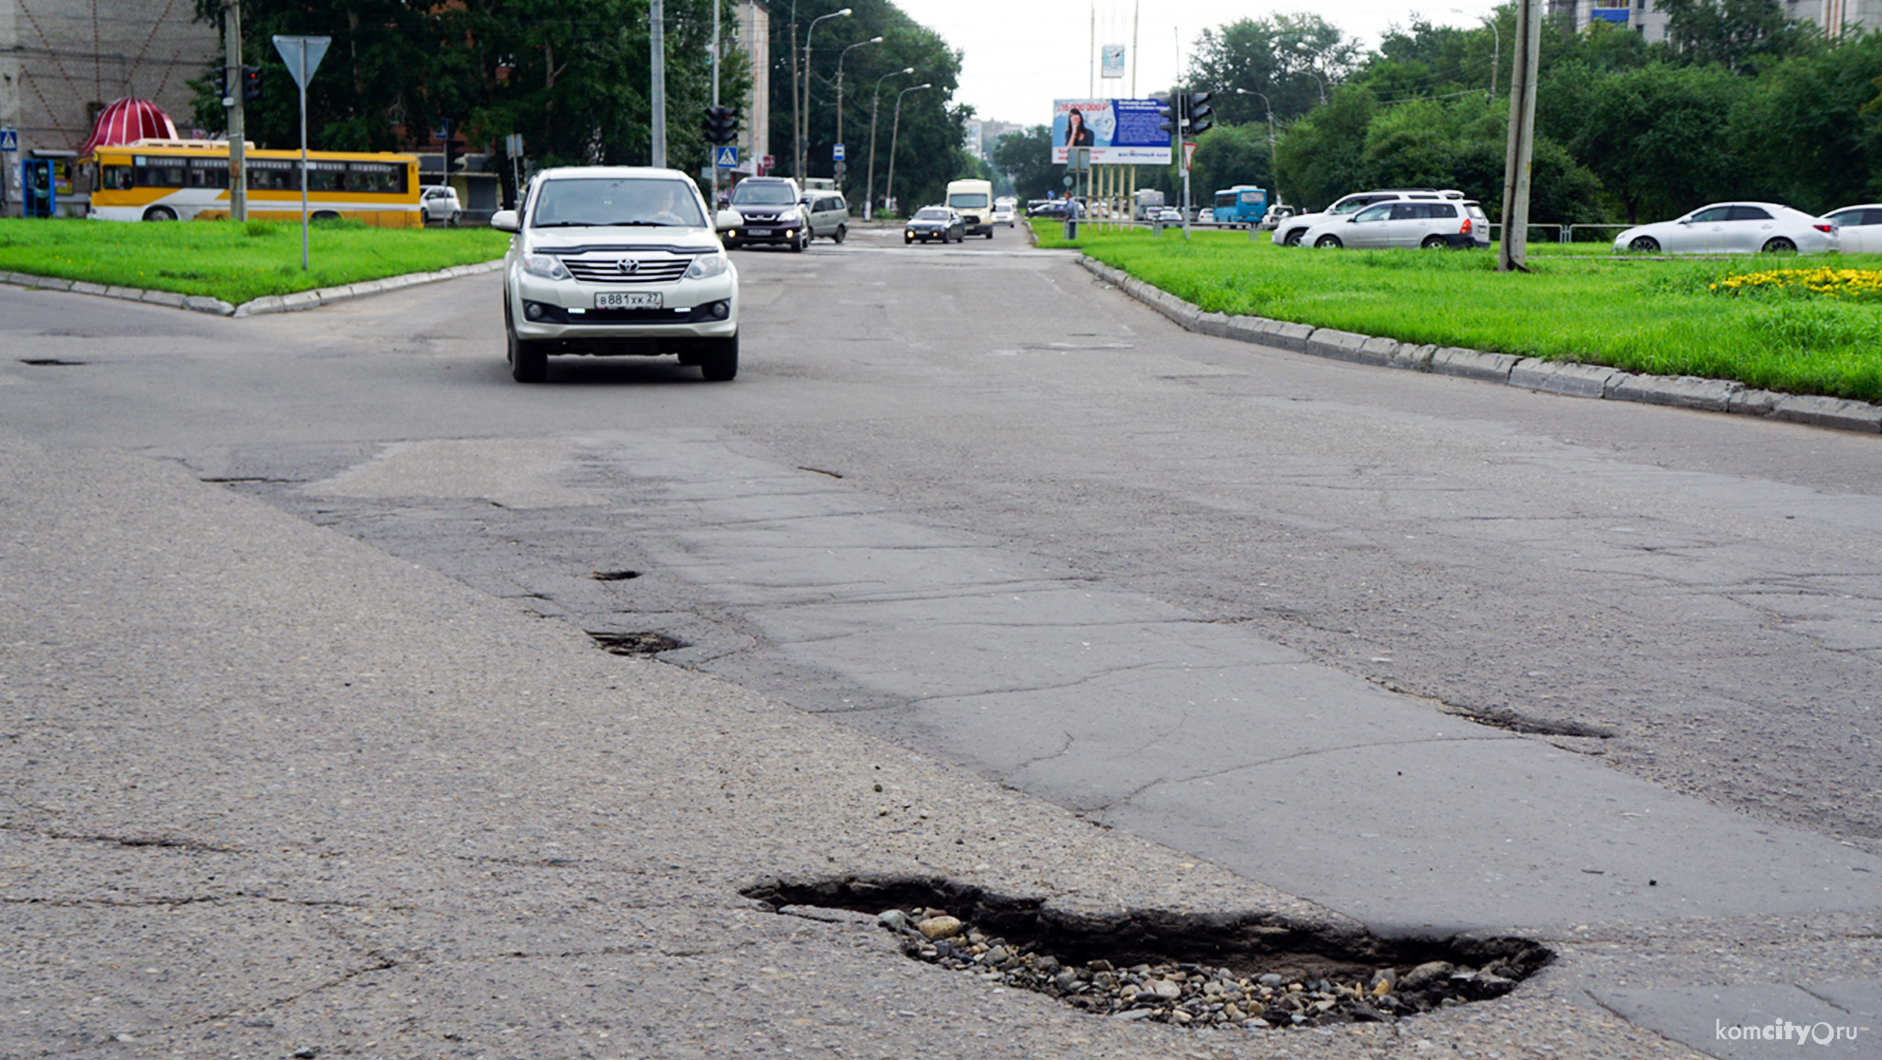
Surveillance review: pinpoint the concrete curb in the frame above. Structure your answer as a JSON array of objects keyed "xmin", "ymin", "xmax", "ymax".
[
  {"xmin": 1, "ymin": 259, "xmax": 502, "ymax": 319},
  {"xmin": 1078, "ymin": 255, "xmax": 1882, "ymax": 435}
]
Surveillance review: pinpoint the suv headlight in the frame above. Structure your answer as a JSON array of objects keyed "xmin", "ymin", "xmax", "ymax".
[
  {"xmin": 521, "ymin": 253, "xmax": 571, "ymax": 280},
  {"xmin": 684, "ymin": 251, "xmax": 729, "ymax": 280}
]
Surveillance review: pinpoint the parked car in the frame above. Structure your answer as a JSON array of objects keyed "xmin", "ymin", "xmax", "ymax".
[
  {"xmin": 1258, "ymin": 204, "xmax": 1297, "ymax": 231},
  {"xmin": 491, "ymin": 166, "xmax": 742, "ymax": 383},
  {"xmin": 1272, "ymin": 188, "xmax": 1466, "ymax": 247},
  {"xmin": 1027, "ymin": 199, "xmax": 1071, "ymax": 218},
  {"xmin": 905, "ymin": 205, "xmax": 966, "ymax": 244},
  {"xmin": 992, "ymin": 203, "xmax": 1016, "ymax": 227},
  {"xmin": 1820, "ymin": 204, "xmax": 1882, "ymax": 253},
  {"xmin": 1302, "ymin": 199, "xmax": 1491, "ymax": 250},
  {"xmin": 723, "ymin": 176, "xmax": 809, "ymax": 251},
  {"xmin": 1153, "ymin": 207, "xmax": 1184, "ymax": 225},
  {"xmin": 1614, "ymin": 202, "xmax": 1838, "ymax": 255},
  {"xmin": 419, "ymin": 184, "xmax": 461, "ymax": 226},
  {"xmin": 801, "ymin": 190, "xmax": 850, "ymax": 243}
]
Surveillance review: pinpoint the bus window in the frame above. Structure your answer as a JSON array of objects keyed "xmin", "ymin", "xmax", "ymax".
[
  {"xmin": 134, "ymin": 155, "xmax": 186, "ymax": 188},
  {"xmin": 347, "ymin": 160, "xmax": 406, "ymax": 195},
  {"xmin": 247, "ymin": 158, "xmax": 294, "ymax": 190},
  {"xmin": 305, "ymin": 160, "xmax": 347, "ymax": 192},
  {"xmin": 102, "ymin": 164, "xmax": 133, "ymax": 191},
  {"xmin": 187, "ymin": 158, "xmax": 230, "ymax": 189}
]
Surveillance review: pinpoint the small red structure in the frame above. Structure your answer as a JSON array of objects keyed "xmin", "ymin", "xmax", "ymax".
[{"xmin": 79, "ymin": 98, "xmax": 179, "ymax": 156}]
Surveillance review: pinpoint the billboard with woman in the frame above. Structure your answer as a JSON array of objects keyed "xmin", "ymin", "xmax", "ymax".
[{"xmin": 1051, "ymin": 99, "xmax": 1172, "ymax": 165}]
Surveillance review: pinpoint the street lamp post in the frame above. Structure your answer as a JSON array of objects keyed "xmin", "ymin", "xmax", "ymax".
[
  {"xmin": 1293, "ymin": 44, "xmax": 1327, "ymax": 104},
  {"xmin": 798, "ymin": 7, "xmax": 852, "ymax": 183},
  {"xmin": 1234, "ymin": 87, "xmax": 1280, "ymax": 206},
  {"xmin": 865, "ymin": 67, "xmax": 913, "ymax": 220},
  {"xmin": 885, "ymin": 82, "xmax": 932, "ymax": 220},
  {"xmin": 834, "ymin": 36, "xmax": 883, "ymax": 196}
]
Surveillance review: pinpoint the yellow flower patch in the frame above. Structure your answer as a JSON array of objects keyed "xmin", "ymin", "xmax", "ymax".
[{"xmin": 1709, "ymin": 267, "xmax": 1882, "ymax": 300}]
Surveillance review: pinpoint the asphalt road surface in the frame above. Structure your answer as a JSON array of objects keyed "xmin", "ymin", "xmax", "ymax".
[{"xmin": 3, "ymin": 225, "xmax": 1878, "ymax": 1057}]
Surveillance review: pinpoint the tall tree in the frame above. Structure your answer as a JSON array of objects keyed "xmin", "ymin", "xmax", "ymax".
[
  {"xmin": 1570, "ymin": 62, "xmax": 1751, "ymax": 221},
  {"xmin": 989, "ymin": 124, "xmax": 1056, "ymax": 203},
  {"xmin": 1656, "ymin": 0, "xmax": 1817, "ymax": 73},
  {"xmin": 1186, "ymin": 14, "xmax": 1363, "ymax": 122}
]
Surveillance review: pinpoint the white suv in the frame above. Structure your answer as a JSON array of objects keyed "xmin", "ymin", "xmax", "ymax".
[
  {"xmin": 492, "ymin": 167, "xmax": 742, "ymax": 382},
  {"xmin": 1271, "ymin": 188, "xmax": 1466, "ymax": 247}
]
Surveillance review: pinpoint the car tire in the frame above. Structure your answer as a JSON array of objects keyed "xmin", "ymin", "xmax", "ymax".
[
  {"xmin": 986, "ymin": 229, "xmax": 994, "ymax": 239},
  {"xmin": 792, "ymin": 229, "xmax": 808, "ymax": 252},
  {"xmin": 1628, "ymin": 236, "xmax": 1661, "ymax": 254},
  {"xmin": 1283, "ymin": 229, "xmax": 1304, "ymax": 247},
  {"xmin": 1421, "ymin": 235, "xmax": 1449, "ymax": 249},
  {"xmin": 448, "ymin": 211, "xmax": 460, "ymax": 228},
  {"xmin": 833, "ymin": 224, "xmax": 846, "ymax": 244},
  {"xmin": 505, "ymin": 301, "xmax": 548, "ymax": 384},
  {"xmin": 142, "ymin": 206, "xmax": 177, "ymax": 222},
  {"xmin": 699, "ymin": 334, "xmax": 738, "ymax": 382},
  {"xmin": 1314, "ymin": 234, "xmax": 1343, "ymax": 249},
  {"xmin": 1762, "ymin": 237, "xmax": 1798, "ymax": 253}
]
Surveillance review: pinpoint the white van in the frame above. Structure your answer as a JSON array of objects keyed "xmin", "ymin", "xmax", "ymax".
[{"xmin": 945, "ymin": 178, "xmax": 996, "ymax": 239}]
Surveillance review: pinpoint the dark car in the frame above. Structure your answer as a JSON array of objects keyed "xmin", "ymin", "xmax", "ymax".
[{"xmin": 905, "ymin": 206, "xmax": 966, "ymax": 244}]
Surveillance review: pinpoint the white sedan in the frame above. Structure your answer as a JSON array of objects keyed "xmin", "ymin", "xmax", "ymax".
[
  {"xmin": 1613, "ymin": 202, "xmax": 1837, "ymax": 255},
  {"xmin": 1821, "ymin": 204, "xmax": 1882, "ymax": 254}
]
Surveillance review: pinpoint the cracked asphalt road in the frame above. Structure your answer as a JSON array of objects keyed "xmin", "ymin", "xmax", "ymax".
[{"xmin": 3, "ymin": 232, "xmax": 1879, "ymax": 1057}]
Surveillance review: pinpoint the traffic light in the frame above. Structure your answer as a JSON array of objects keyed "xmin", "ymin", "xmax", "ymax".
[
  {"xmin": 1185, "ymin": 91, "xmax": 1213, "ymax": 136},
  {"xmin": 1156, "ymin": 95, "xmax": 1179, "ymax": 137},
  {"xmin": 241, "ymin": 65, "xmax": 262, "ymax": 104},
  {"xmin": 702, "ymin": 105, "xmax": 738, "ymax": 146}
]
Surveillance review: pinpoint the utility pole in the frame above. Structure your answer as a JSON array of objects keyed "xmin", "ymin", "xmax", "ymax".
[
  {"xmin": 1498, "ymin": 0, "xmax": 1540, "ymax": 273},
  {"xmin": 650, "ymin": 0, "xmax": 667, "ymax": 168},
  {"xmin": 222, "ymin": 0, "xmax": 246, "ymax": 220}
]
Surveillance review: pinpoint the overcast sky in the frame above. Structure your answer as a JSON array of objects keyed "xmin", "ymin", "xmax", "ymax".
[{"xmin": 884, "ymin": 1, "xmax": 1505, "ymax": 125}]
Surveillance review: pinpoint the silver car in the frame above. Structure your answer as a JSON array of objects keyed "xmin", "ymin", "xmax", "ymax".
[
  {"xmin": 491, "ymin": 166, "xmax": 742, "ymax": 383},
  {"xmin": 1302, "ymin": 199, "xmax": 1491, "ymax": 250},
  {"xmin": 1614, "ymin": 202, "xmax": 1838, "ymax": 255}
]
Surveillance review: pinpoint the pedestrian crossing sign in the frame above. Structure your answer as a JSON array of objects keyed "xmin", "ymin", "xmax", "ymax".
[
  {"xmin": 714, "ymin": 145, "xmax": 738, "ymax": 169},
  {"xmin": 0, "ymin": 129, "xmax": 18, "ymax": 152}
]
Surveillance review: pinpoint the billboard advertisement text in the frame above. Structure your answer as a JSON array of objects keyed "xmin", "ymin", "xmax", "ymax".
[{"xmin": 1052, "ymin": 99, "xmax": 1172, "ymax": 166}]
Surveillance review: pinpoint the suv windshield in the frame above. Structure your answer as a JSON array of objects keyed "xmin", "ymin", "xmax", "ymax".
[
  {"xmin": 731, "ymin": 183, "xmax": 797, "ymax": 206},
  {"xmin": 530, "ymin": 177, "xmax": 705, "ymax": 228}
]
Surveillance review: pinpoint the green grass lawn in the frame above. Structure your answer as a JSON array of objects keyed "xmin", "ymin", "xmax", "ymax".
[
  {"xmin": 1034, "ymin": 221, "xmax": 1882, "ymax": 404},
  {"xmin": 0, "ymin": 218, "xmax": 510, "ymax": 306}
]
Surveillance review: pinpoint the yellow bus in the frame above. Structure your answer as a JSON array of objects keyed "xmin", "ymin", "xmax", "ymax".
[{"xmin": 84, "ymin": 138, "xmax": 421, "ymax": 227}]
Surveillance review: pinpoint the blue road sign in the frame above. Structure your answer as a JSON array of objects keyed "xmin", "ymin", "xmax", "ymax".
[
  {"xmin": 0, "ymin": 129, "xmax": 18, "ymax": 152},
  {"xmin": 833, "ymin": 143, "xmax": 845, "ymax": 161},
  {"xmin": 714, "ymin": 145, "xmax": 738, "ymax": 169}
]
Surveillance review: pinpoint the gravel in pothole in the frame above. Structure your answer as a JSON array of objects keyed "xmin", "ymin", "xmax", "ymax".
[{"xmin": 877, "ymin": 907, "xmax": 1525, "ymax": 1028}]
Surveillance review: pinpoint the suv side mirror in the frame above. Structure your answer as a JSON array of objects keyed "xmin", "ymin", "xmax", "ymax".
[
  {"xmin": 715, "ymin": 208, "xmax": 743, "ymax": 232},
  {"xmin": 490, "ymin": 209, "xmax": 519, "ymax": 232}
]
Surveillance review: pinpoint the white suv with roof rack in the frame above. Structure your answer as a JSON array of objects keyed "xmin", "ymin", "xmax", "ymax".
[
  {"xmin": 491, "ymin": 166, "xmax": 743, "ymax": 383},
  {"xmin": 1271, "ymin": 188, "xmax": 1466, "ymax": 247}
]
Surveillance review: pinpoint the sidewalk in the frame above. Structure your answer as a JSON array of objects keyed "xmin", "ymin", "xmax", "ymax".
[{"xmin": 0, "ymin": 443, "xmax": 1718, "ymax": 1058}]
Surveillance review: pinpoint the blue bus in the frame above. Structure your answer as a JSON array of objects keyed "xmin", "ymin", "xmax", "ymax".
[{"xmin": 1212, "ymin": 185, "xmax": 1267, "ymax": 226}]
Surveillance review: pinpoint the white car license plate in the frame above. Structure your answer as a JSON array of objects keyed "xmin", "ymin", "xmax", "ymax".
[{"xmin": 595, "ymin": 291, "xmax": 663, "ymax": 309}]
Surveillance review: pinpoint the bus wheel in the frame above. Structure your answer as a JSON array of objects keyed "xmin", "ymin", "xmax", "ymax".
[
  {"xmin": 142, "ymin": 206, "xmax": 178, "ymax": 222},
  {"xmin": 311, "ymin": 210, "xmax": 342, "ymax": 224}
]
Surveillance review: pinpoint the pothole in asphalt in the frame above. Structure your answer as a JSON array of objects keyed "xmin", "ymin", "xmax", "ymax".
[
  {"xmin": 587, "ymin": 631, "xmax": 682, "ymax": 655},
  {"xmin": 19, "ymin": 358, "xmax": 87, "ymax": 366},
  {"xmin": 590, "ymin": 569, "xmax": 641, "ymax": 581},
  {"xmin": 743, "ymin": 874, "xmax": 1550, "ymax": 1029},
  {"xmin": 1444, "ymin": 705, "xmax": 1613, "ymax": 739}
]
